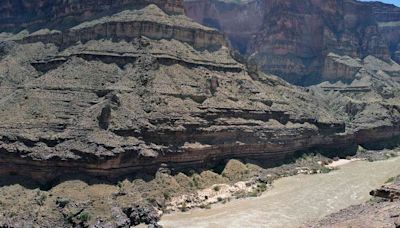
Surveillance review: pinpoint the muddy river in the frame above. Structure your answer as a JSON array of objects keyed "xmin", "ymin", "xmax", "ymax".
[{"xmin": 160, "ymin": 157, "xmax": 400, "ymax": 228}]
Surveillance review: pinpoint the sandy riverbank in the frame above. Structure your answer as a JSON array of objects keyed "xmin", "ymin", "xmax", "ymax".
[{"xmin": 160, "ymin": 156, "xmax": 400, "ymax": 228}]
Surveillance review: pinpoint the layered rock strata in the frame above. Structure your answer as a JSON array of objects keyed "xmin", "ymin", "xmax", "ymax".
[
  {"xmin": 0, "ymin": 1, "xmax": 399, "ymax": 185},
  {"xmin": 184, "ymin": 0, "xmax": 400, "ymax": 85},
  {"xmin": 4, "ymin": 5, "xmax": 227, "ymax": 50},
  {"xmin": 310, "ymin": 52, "xmax": 400, "ymax": 149},
  {"xmin": 0, "ymin": 0, "xmax": 185, "ymax": 32}
]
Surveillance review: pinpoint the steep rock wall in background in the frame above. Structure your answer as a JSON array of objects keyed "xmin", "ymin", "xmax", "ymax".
[{"xmin": 184, "ymin": 0, "xmax": 400, "ymax": 85}]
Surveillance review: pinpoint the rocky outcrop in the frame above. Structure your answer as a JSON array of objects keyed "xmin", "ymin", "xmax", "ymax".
[
  {"xmin": 184, "ymin": 0, "xmax": 400, "ymax": 85},
  {"xmin": 310, "ymin": 53, "xmax": 400, "ymax": 150},
  {"xmin": 371, "ymin": 182, "xmax": 400, "ymax": 201},
  {"xmin": 322, "ymin": 53, "xmax": 400, "ymax": 82},
  {"xmin": 5, "ymin": 5, "xmax": 227, "ymax": 50},
  {"xmin": 308, "ymin": 177, "xmax": 400, "ymax": 228}
]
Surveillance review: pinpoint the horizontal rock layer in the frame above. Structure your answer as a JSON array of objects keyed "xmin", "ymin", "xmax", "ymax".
[
  {"xmin": 5, "ymin": 5, "xmax": 227, "ymax": 51},
  {"xmin": 0, "ymin": 0, "xmax": 185, "ymax": 31},
  {"xmin": 184, "ymin": 0, "xmax": 400, "ymax": 85},
  {"xmin": 0, "ymin": 1, "xmax": 399, "ymax": 185}
]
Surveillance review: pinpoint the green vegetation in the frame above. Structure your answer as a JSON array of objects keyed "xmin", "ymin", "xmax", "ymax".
[
  {"xmin": 320, "ymin": 166, "xmax": 332, "ymax": 174},
  {"xmin": 78, "ymin": 211, "xmax": 90, "ymax": 222},
  {"xmin": 385, "ymin": 176, "xmax": 396, "ymax": 183},
  {"xmin": 163, "ymin": 192, "xmax": 171, "ymax": 200},
  {"xmin": 257, "ymin": 182, "xmax": 268, "ymax": 192}
]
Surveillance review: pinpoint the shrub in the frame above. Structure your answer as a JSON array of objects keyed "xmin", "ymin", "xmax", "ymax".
[
  {"xmin": 163, "ymin": 192, "xmax": 171, "ymax": 200},
  {"xmin": 78, "ymin": 212, "xmax": 90, "ymax": 222},
  {"xmin": 385, "ymin": 176, "xmax": 396, "ymax": 183},
  {"xmin": 257, "ymin": 183, "xmax": 267, "ymax": 192},
  {"xmin": 320, "ymin": 166, "xmax": 332, "ymax": 174}
]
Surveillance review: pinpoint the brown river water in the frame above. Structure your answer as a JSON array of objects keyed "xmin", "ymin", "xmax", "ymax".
[{"xmin": 160, "ymin": 156, "xmax": 400, "ymax": 228}]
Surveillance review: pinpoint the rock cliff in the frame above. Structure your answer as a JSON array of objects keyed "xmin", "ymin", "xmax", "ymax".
[
  {"xmin": 0, "ymin": 1, "xmax": 334, "ymax": 183},
  {"xmin": 184, "ymin": 0, "xmax": 400, "ymax": 85},
  {"xmin": 0, "ymin": 0, "xmax": 185, "ymax": 32},
  {"xmin": 0, "ymin": 0, "xmax": 399, "ymax": 226},
  {"xmin": 0, "ymin": 0, "xmax": 399, "ymax": 185}
]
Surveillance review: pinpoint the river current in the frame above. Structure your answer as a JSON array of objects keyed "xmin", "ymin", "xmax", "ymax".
[{"xmin": 160, "ymin": 156, "xmax": 400, "ymax": 228}]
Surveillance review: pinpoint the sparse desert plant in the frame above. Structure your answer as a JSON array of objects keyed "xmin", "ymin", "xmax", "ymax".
[
  {"xmin": 257, "ymin": 182, "xmax": 267, "ymax": 192},
  {"xmin": 385, "ymin": 176, "xmax": 396, "ymax": 183},
  {"xmin": 78, "ymin": 211, "xmax": 90, "ymax": 222},
  {"xmin": 163, "ymin": 192, "xmax": 171, "ymax": 200},
  {"xmin": 320, "ymin": 166, "xmax": 332, "ymax": 174}
]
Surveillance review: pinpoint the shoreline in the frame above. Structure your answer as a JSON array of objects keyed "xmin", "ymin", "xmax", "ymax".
[
  {"xmin": 162, "ymin": 156, "xmax": 362, "ymax": 215},
  {"xmin": 160, "ymin": 156, "xmax": 400, "ymax": 228},
  {"xmin": 326, "ymin": 158, "xmax": 361, "ymax": 168}
]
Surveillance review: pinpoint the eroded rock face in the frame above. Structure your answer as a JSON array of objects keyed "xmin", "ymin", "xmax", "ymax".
[
  {"xmin": 0, "ymin": 0, "xmax": 185, "ymax": 32},
  {"xmin": 184, "ymin": 0, "xmax": 400, "ymax": 85},
  {"xmin": 2, "ymin": 4, "xmax": 226, "ymax": 51},
  {"xmin": 0, "ymin": 1, "xmax": 397, "ymax": 183},
  {"xmin": 0, "ymin": 0, "xmax": 399, "ymax": 185}
]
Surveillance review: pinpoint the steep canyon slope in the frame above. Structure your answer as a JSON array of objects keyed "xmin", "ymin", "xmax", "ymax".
[
  {"xmin": 0, "ymin": 0, "xmax": 399, "ymax": 186},
  {"xmin": 0, "ymin": 0, "xmax": 339, "ymax": 183},
  {"xmin": 185, "ymin": 0, "xmax": 400, "ymax": 85},
  {"xmin": 0, "ymin": 0, "xmax": 399, "ymax": 226}
]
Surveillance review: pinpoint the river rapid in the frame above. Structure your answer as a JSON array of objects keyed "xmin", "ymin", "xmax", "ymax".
[{"xmin": 160, "ymin": 156, "xmax": 400, "ymax": 228}]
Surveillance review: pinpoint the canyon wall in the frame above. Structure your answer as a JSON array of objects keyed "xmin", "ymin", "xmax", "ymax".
[
  {"xmin": 184, "ymin": 0, "xmax": 400, "ymax": 85},
  {"xmin": 0, "ymin": 0, "xmax": 399, "ymax": 185},
  {"xmin": 0, "ymin": 0, "xmax": 185, "ymax": 31}
]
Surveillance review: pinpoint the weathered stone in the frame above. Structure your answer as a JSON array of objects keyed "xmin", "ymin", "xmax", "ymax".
[{"xmin": 185, "ymin": 0, "xmax": 400, "ymax": 85}]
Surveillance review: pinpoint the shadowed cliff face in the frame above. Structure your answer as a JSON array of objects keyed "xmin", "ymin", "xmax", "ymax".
[
  {"xmin": 0, "ymin": 0, "xmax": 185, "ymax": 32},
  {"xmin": 184, "ymin": 0, "xmax": 400, "ymax": 85}
]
